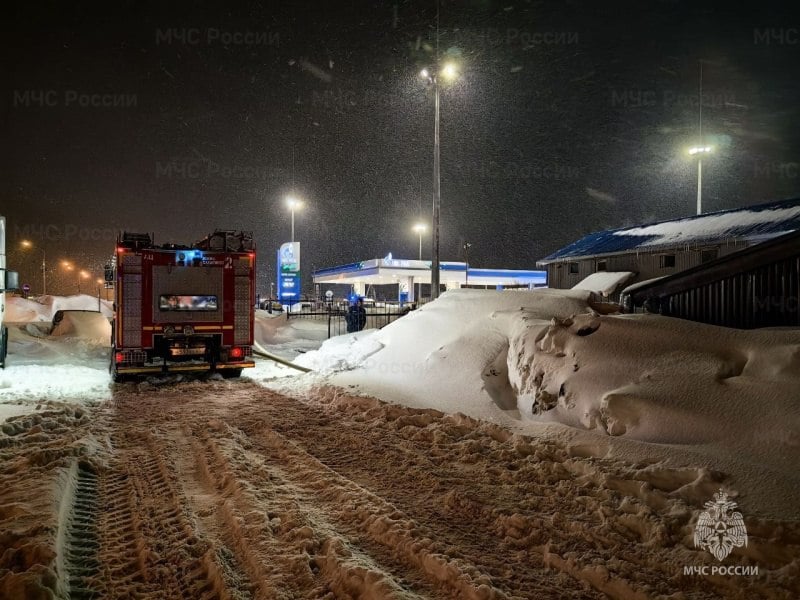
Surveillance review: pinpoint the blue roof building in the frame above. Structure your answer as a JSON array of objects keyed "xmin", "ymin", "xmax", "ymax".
[{"xmin": 537, "ymin": 197, "xmax": 800, "ymax": 299}]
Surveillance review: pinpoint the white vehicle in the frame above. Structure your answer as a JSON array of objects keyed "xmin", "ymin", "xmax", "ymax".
[{"xmin": 0, "ymin": 216, "xmax": 20, "ymax": 368}]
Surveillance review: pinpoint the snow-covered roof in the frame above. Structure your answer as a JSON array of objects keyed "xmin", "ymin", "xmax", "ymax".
[
  {"xmin": 538, "ymin": 197, "xmax": 800, "ymax": 263},
  {"xmin": 572, "ymin": 271, "xmax": 634, "ymax": 296}
]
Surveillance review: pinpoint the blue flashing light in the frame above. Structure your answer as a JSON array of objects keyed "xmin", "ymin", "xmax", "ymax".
[{"xmin": 175, "ymin": 249, "xmax": 205, "ymax": 265}]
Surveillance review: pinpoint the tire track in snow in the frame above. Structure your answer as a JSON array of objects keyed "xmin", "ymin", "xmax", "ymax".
[
  {"xmin": 69, "ymin": 382, "xmax": 800, "ymax": 599},
  {"xmin": 7, "ymin": 388, "xmax": 797, "ymax": 599},
  {"xmin": 91, "ymin": 426, "xmax": 235, "ymax": 599},
  {"xmin": 175, "ymin": 424, "xmax": 281, "ymax": 599},
  {"xmin": 186, "ymin": 421, "xmax": 436, "ymax": 599},
  {"xmin": 240, "ymin": 423, "xmax": 509, "ymax": 599},
  {"xmin": 229, "ymin": 390, "xmax": 725, "ymax": 599},
  {"xmin": 62, "ymin": 461, "xmax": 101, "ymax": 599}
]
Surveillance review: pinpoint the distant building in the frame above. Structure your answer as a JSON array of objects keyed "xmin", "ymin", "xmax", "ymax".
[
  {"xmin": 313, "ymin": 258, "xmax": 546, "ymax": 302},
  {"xmin": 537, "ymin": 197, "xmax": 800, "ymax": 301},
  {"xmin": 621, "ymin": 228, "xmax": 800, "ymax": 329}
]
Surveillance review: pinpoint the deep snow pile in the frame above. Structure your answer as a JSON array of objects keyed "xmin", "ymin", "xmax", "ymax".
[
  {"xmin": 253, "ymin": 309, "xmax": 329, "ymax": 358},
  {"xmin": 0, "ymin": 316, "xmax": 112, "ymax": 410},
  {"xmin": 6, "ymin": 294, "xmax": 112, "ymax": 322},
  {"xmin": 295, "ymin": 289, "xmax": 593, "ymax": 422},
  {"xmin": 294, "ymin": 289, "xmax": 800, "ymax": 518},
  {"xmin": 1, "ymin": 298, "xmax": 114, "ymax": 410},
  {"xmin": 51, "ymin": 310, "xmax": 112, "ymax": 344}
]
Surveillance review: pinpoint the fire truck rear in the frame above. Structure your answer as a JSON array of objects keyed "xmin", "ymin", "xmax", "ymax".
[{"xmin": 109, "ymin": 230, "xmax": 255, "ymax": 381}]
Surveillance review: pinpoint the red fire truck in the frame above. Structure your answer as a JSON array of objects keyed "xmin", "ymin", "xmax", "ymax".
[{"xmin": 108, "ymin": 230, "xmax": 256, "ymax": 382}]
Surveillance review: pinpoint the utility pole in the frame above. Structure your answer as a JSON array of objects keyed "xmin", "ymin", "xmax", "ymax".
[{"xmin": 463, "ymin": 241, "xmax": 472, "ymax": 287}]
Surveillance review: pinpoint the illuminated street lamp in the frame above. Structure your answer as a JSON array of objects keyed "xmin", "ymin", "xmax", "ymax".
[
  {"xmin": 688, "ymin": 145, "xmax": 713, "ymax": 215},
  {"xmin": 96, "ymin": 278, "xmax": 109, "ymax": 301},
  {"xmin": 420, "ymin": 61, "xmax": 459, "ymax": 299},
  {"xmin": 286, "ymin": 196, "xmax": 303, "ymax": 242},
  {"xmin": 20, "ymin": 240, "xmax": 47, "ymax": 295},
  {"xmin": 412, "ymin": 223, "xmax": 427, "ymax": 260},
  {"xmin": 77, "ymin": 270, "xmax": 90, "ymax": 294},
  {"xmin": 59, "ymin": 261, "xmax": 83, "ymax": 294}
]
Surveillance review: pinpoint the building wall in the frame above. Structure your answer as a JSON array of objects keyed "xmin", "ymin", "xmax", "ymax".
[
  {"xmin": 660, "ymin": 255, "xmax": 800, "ymax": 328},
  {"xmin": 544, "ymin": 240, "xmax": 751, "ymax": 297}
]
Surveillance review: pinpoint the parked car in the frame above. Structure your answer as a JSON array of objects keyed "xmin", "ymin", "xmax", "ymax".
[{"xmin": 259, "ymin": 299, "xmax": 284, "ymax": 313}]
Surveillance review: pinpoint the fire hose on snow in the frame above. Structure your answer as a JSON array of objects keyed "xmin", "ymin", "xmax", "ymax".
[{"xmin": 251, "ymin": 341, "xmax": 313, "ymax": 373}]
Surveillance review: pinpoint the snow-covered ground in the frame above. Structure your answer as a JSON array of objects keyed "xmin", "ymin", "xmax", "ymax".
[
  {"xmin": 0, "ymin": 295, "xmax": 320, "ymax": 404},
  {"xmin": 284, "ymin": 289, "xmax": 800, "ymax": 520},
  {"xmin": 3, "ymin": 290, "xmax": 799, "ymax": 520},
  {"xmin": 1, "ymin": 298, "xmax": 114, "ymax": 420}
]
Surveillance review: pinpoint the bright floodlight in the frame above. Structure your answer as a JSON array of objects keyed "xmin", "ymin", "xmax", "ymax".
[
  {"xmin": 413, "ymin": 223, "xmax": 427, "ymax": 233},
  {"xmin": 420, "ymin": 68, "xmax": 429, "ymax": 79},
  {"xmin": 688, "ymin": 146, "xmax": 713, "ymax": 155},
  {"xmin": 441, "ymin": 63, "xmax": 458, "ymax": 80},
  {"xmin": 21, "ymin": 240, "xmax": 32, "ymax": 248},
  {"xmin": 79, "ymin": 270, "xmax": 90, "ymax": 279},
  {"xmin": 286, "ymin": 196, "xmax": 302, "ymax": 210}
]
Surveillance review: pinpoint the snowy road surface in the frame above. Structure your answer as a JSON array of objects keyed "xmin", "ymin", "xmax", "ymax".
[{"xmin": 1, "ymin": 380, "xmax": 797, "ymax": 599}]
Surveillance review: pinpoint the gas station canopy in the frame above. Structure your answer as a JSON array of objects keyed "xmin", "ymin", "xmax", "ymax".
[{"xmin": 313, "ymin": 257, "xmax": 546, "ymax": 300}]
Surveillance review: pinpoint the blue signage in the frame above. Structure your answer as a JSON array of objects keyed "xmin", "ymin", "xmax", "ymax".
[
  {"xmin": 279, "ymin": 242, "xmax": 300, "ymax": 272},
  {"xmin": 278, "ymin": 272, "xmax": 300, "ymax": 304}
]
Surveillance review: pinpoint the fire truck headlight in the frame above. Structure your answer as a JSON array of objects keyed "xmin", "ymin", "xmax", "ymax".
[{"xmin": 183, "ymin": 325, "xmax": 194, "ymax": 335}]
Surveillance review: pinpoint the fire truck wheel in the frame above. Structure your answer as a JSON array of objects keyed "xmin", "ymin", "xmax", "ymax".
[{"xmin": 221, "ymin": 368, "xmax": 243, "ymax": 379}]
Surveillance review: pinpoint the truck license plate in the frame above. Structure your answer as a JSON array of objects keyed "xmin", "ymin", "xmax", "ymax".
[{"xmin": 170, "ymin": 347, "xmax": 206, "ymax": 356}]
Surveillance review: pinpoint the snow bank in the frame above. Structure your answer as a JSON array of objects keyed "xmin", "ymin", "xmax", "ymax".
[
  {"xmin": 51, "ymin": 311, "xmax": 111, "ymax": 345},
  {"xmin": 6, "ymin": 296, "xmax": 51, "ymax": 322},
  {"xmin": 0, "ymin": 364, "xmax": 110, "ymax": 402},
  {"xmin": 572, "ymin": 271, "xmax": 634, "ymax": 296},
  {"xmin": 292, "ymin": 288, "xmax": 800, "ymax": 517},
  {"xmin": 296, "ymin": 288, "xmax": 593, "ymax": 423},
  {"xmin": 6, "ymin": 295, "xmax": 112, "ymax": 322},
  {"xmin": 1, "ymin": 307, "xmax": 112, "ymax": 407},
  {"xmin": 508, "ymin": 312, "xmax": 800, "ymax": 440},
  {"xmin": 253, "ymin": 309, "xmax": 329, "ymax": 359}
]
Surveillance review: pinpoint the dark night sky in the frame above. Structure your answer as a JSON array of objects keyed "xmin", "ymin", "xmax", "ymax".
[{"xmin": 2, "ymin": 0, "xmax": 799, "ymax": 294}]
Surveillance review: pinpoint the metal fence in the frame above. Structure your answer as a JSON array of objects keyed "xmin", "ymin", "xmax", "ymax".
[
  {"xmin": 285, "ymin": 302, "xmax": 414, "ymax": 338},
  {"xmin": 622, "ymin": 229, "xmax": 800, "ymax": 329}
]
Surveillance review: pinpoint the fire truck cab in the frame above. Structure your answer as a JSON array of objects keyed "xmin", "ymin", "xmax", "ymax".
[{"xmin": 109, "ymin": 230, "xmax": 256, "ymax": 382}]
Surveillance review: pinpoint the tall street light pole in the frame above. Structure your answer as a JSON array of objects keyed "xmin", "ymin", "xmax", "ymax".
[
  {"xmin": 286, "ymin": 196, "xmax": 302, "ymax": 242},
  {"xmin": 689, "ymin": 146, "xmax": 712, "ymax": 214},
  {"xmin": 420, "ymin": 62, "xmax": 458, "ymax": 300},
  {"xmin": 413, "ymin": 223, "xmax": 426, "ymax": 260},
  {"xmin": 432, "ymin": 76, "xmax": 441, "ymax": 298},
  {"xmin": 78, "ymin": 270, "xmax": 89, "ymax": 295},
  {"xmin": 20, "ymin": 240, "xmax": 47, "ymax": 295},
  {"xmin": 687, "ymin": 60, "xmax": 712, "ymax": 215},
  {"xmin": 463, "ymin": 242, "xmax": 472, "ymax": 287},
  {"xmin": 61, "ymin": 260, "xmax": 74, "ymax": 295}
]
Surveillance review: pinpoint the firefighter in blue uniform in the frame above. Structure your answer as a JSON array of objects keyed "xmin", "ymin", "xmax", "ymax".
[{"xmin": 346, "ymin": 297, "xmax": 367, "ymax": 333}]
